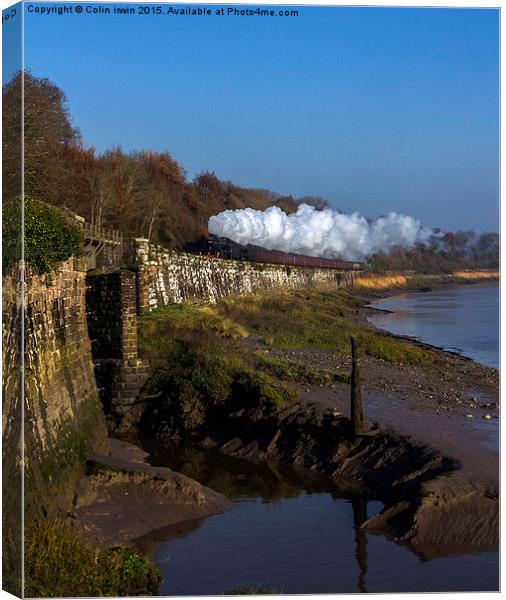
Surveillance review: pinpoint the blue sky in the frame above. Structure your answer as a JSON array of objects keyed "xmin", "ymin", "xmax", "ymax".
[{"xmin": 8, "ymin": 3, "xmax": 501, "ymax": 231}]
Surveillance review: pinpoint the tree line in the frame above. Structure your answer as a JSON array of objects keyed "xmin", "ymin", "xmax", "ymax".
[
  {"xmin": 2, "ymin": 70, "xmax": 498, "ymax": 270},
  {"xmin": 2, "ymin": 71, "xmax": 328, "ymax": 250},
  {"xmin": 369, "ymin": 230, "xmax": 499, "ymax": 273}
]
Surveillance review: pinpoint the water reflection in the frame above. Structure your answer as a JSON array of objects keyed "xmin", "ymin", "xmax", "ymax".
[
  {"xmin": 134, "ymin": 438, "xmax": 498, "ymax": 595},
  {"xmin": 138, "ymin": 435, "xmax": 362, "ymax": 502},
  {"xmin": 352, "ymin": 496, "xmax": 369, "ymax": 593},
  {"xmin": 135, "ymin": 437, "xmax": 375, "ymax": 592}
]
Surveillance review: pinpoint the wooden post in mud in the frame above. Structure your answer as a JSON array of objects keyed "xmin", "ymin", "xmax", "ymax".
[{"xmin": 350, "ymin": 335, "xmax": 365, "ymax": 436}]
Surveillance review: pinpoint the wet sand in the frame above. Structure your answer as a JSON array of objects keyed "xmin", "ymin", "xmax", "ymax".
[{"xmin": 71, "ymin": 438, "xmax": 231, "ymax": 547}]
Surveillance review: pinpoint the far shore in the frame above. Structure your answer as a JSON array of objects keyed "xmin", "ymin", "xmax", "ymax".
[{"xmin": 353, "ymin": 269, "xmax": 499, "ymax": 291}]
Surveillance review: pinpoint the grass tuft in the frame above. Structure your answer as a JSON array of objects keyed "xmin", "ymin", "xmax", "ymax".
[
  {"xmin": 24, "ymin": 519, "xmax": 161, "ymax": 597},
  {"xmin": 139, "ymin": 302, "xmax": 248, "ymax": 347}
]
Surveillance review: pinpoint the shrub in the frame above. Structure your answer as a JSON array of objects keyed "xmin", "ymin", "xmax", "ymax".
[
  {"xmin": 24, "ymin": 519, "xmax": 162, "ymax": 597},
  {"xmin": 2, "ymin": 198, "xmax": 83, "ymax": 276}
]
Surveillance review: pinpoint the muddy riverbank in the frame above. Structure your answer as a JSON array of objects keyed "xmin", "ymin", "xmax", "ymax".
[
  {"xmin": 260, "ymin": 283, "xmax": 499, "ymax": 556},
  {"xmin": 82, "ymin": 278, "xmax": 498, "ymax": 590},
  {"xmin": 137, "ymin": 281, "xmax": 498, "ymax": 557},
  {"xmin": 70, "ymin": 439, "xmax": 231, "ymax": 548}
]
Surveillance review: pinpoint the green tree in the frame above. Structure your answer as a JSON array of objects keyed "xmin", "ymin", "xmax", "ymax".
[{"xmin": 3, "ymin": 198, "xmax": 83, "ymax": 276}]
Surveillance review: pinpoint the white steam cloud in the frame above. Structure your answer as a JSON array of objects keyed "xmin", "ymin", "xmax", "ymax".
[{"xmin": 208, "ymin": 204, "xmax": 434, "ymax": 261}]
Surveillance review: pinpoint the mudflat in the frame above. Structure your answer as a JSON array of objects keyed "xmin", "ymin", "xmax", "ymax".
[
  {"xmin": 71, "ymin": 439, "xmax": 232, "ymax": 547},
  {"xmin": 107, "ymin": 281, "xmax": 499, "ymax": 559},
  {"xmin": 247, "ymin": 288, "xmax": 498, "ymax": 557}
]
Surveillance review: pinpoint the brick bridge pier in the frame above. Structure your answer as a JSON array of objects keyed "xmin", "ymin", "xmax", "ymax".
[
  {"xmin": 78, "ymin": 220, "xmax": 150, "ymax": 425},
  {"xmin": 85, "ymin": 270, "xmax": 150, "ymax": 425}
]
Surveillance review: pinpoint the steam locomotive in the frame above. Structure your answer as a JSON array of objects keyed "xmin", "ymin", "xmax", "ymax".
[{"xmin": 206, "ymin": 234, "xmax": 365, "ymax": 271}]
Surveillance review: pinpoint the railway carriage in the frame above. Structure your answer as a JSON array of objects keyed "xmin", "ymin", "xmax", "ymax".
[{"xmin": 207, "ymin": 234, "xmax": 364, "ymax": 271}]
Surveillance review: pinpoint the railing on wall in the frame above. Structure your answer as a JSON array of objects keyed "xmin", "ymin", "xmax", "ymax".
[
  {"xmin": 79, "ymin": 221, "xmax": 123, "ymax": 246},
  {"xmin": 71, "ymin": 213, "xmax": 124, "ymax": 272}
]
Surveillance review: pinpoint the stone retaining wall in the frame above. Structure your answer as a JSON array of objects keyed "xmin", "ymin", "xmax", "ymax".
[
  {"xmin": 135, "ymin": 239, "xmax": 358, "ymax": 312},
  {"xmin": 2, "ymin": 267, "xmax": 23, "ymax": 595},
  {"xmin": 18, "ymin": 258, "xmax": 109, "ymax": 517}
]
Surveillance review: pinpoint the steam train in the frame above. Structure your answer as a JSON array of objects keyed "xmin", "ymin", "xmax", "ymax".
[{"xmin": 206, "ymin": 234, "xmax": 365, "ymax": 271}]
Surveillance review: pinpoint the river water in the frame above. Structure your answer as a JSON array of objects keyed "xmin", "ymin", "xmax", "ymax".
[
  {"xmin": 368, "ymin": 283, "xmax": 499, "ymax": 369},
  {"xmin": 136, "ymin": 439, "xmax": 499, "ymax": 595}
]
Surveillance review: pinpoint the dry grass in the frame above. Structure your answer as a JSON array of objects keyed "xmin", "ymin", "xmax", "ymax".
[
  {"xmin": 354, "ymin": 271, "xmax": 498, "ymax": 291},
  {"xmin": 452, "ymin": 271, "xmax": 499, "ymax": 280},
  {"xmin": 353, "ymin": 274, "xmax": 408, "ymax": 289}
]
